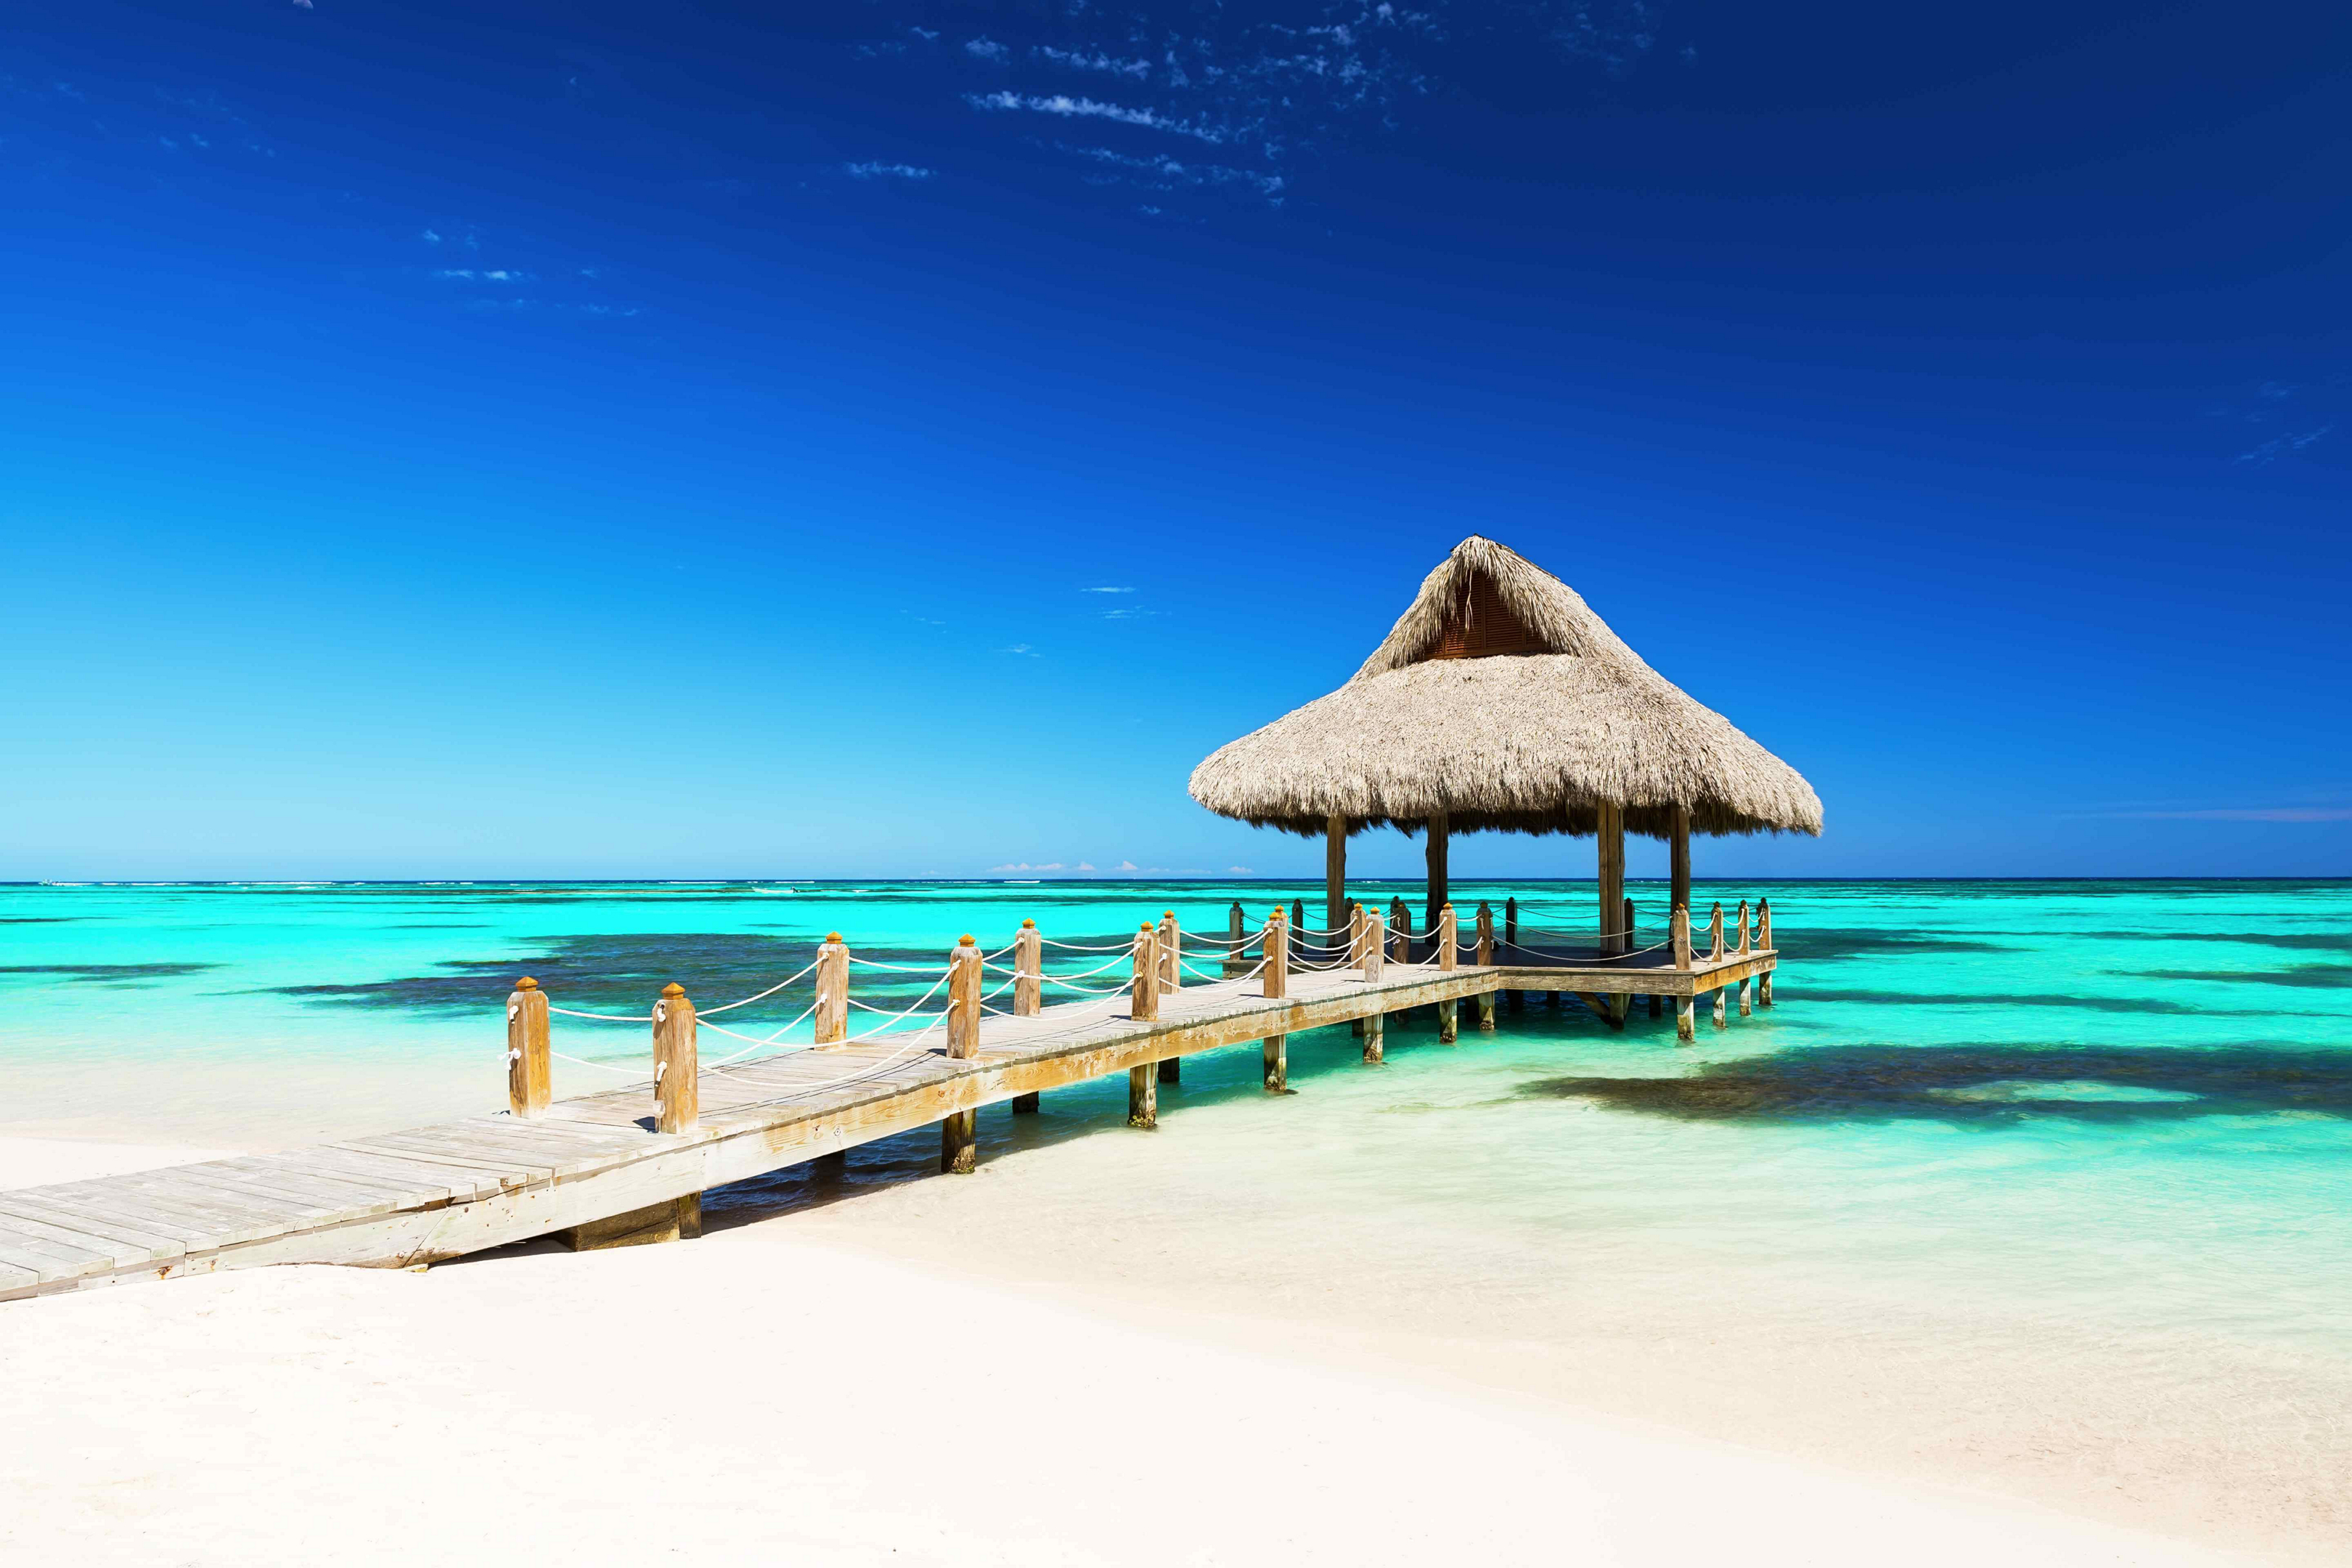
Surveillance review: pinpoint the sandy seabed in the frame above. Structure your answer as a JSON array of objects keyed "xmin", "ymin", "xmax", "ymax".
[{"xmin": 0, "ymin": 1135, "xmax": 2321, "ymax": 1568}]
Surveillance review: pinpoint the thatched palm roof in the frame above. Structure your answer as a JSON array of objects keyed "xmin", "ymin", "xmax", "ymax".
[{"xmin": 1188, "ymin": 536, "xmax": 1822, "ymax": 840}]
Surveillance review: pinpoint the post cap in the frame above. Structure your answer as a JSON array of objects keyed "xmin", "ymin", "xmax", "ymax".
[
  {"xmin": 661, "ymin": 982, "xmax": 686, "ymax": 997},
  {"xmin": 825, "ymin": 931, "xmax": 842, "ymax": 944},
  {"xmin": 1141, "ymin": 922, "xmax": 1155, "ymax": 931},
  {"xmin": 958, "ymin": 934, "xmax": 975, "ymax": 946},
  {"xmin": 514, "ymin": 976, "xmax": 539, "ymax": 990},
  {"xmin": 1021, "ymin": 918, "xmax": 1035, "ymax": 927}
]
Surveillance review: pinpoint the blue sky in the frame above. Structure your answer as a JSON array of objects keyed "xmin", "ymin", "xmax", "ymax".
[{"xmin": 3, "ymin": 0, "xmax": 2347, "ymax": 881}]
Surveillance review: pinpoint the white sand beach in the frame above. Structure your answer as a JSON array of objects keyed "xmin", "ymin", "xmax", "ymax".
[{"xmin": 0, "ymin": 1134, "xmax": 2310, "ymax": 1568}]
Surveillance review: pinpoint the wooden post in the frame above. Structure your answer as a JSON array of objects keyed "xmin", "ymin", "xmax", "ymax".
[
  {"xmin": 1673, "ymin": 904, "xmax": 1692, "ymax": 971},
  {"xmin": 1131, "ymin": 923, "xmax": 1159, "ymax": 1022},
  {"xmin": 1263, "ymin": 1029, "xmax": 1289, "ymax": 1093},
  {"xmin": 1739, "ymin": 976, "xmax": 1752, "ymax": 1017},
  {"xmin": 1160, "ymin": 911, "xmax": 1182, "ymax": 992},
  {"xmin": 1757, "ymin": 898, "xmax": 1774, "ymax": 1008},
  {"xmin": 1265, "ymin": 905, "xmax": 1289, "ymax": 999},
  {"xmin": 942, "ymin": 936, "xmax": 983, "ymax": 1172},
  {"xmin": 1126, "ymin": 926, "xmax": 1161, "ymax": 1127},
  {"xmin": 1389, "ymin": 897, "xmax": 1410, "ymax": 965},
  {"xmin": 1326, "ymin": 813, "xmax": 1348, "ymax": 937},
  {"xmin": 1156, "ymin": 912, "xmax": 1183, "ymax": 1085},
  {"xmin": 1737, "ymin": 899, "xmax": 1750, "ymax": 956},
  {"xmin": 1437, "ymin": 905, "xmax": 1458, "ymax": 1044},
  {"xmin": 1622, "ymin": 897, "xmax": 1636, "ymax": 959},
  {"xmin": 1424, "ymin": 810, "xmax": 1449, "ymax": 960},
  {"xmin": 814, "ymin": 934, "xmax": 849, "ymax": 1045},
  {"xmin": 1364, "ymin": 908, "xmax": 1387, "ymax": 981},
  {"xmin": 1476, "ymin": 902, "xmax": 1495, "ymax": 966},
  {"xmin": 1710, "ymin": 902, "xmax": 1725, "ymax": 963},
  {"xmin": 653, "ymin": 983, "xmax": 698, "ymax": 1135},
  {"xmin": 1477, "ymin": 988, "xmax": 1497, "ymax": 1032},
  {"xmin": 1291, "ymin": 899, "xmax": 1304, "ymax": 961},
  {"xmin": 1011, "ymin": 920, "xmax": 1042, "ymax": 1111},
  {"xmin": 1597, "ymin": 801, "xmax": 1624, "ymax": 956},
  {"xmin": 1127, "ymin": 1061, "xmax": 1157, "ymax": 1130},
  {"xmin": 1649, "ymin": 991, "xmax": 1662, "ymax": 1019},
  {"xmin": 1677, "ymin": 995, "xmax": 1696, "ymax": 1045},
  {"xmin": 1013, "ymin": 921, "xmax": 1042, "ymax": 1018},
  {"xmin": 1669, "ymin": 803, "xmax": 1691, "ymax": 920},
  {"xmin": 506, "ymin": 976, "xmax": 550, "ymax": 1118},
  {"xmin": 1506, "ymin": 897, "xmax": 1522, "ymax": 1013},
  {"xmin": 1227, "ymin": 901, "xmax": 1246, "ymax": 977},
  {"xmin": 1713, "ymin": 984, "xmax": 1728, "ymax": 1030},
  {"xmin": 1349, "ymin": 901, "xmax": 1368, "ymax": 1037}
]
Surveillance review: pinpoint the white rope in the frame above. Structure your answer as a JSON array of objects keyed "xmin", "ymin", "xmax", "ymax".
[
  {"xmin": 1037, "ymin": 936, "xmax": 1138, "ymax": 952},
  {"xmin": 697, "ymin": 959, "xmax": 822, "ymax": 1016},
  {"xmin": 546, "ymin": 1005, "xmax": 656, "ymax": 1023},
  {"xmin": 848, "ymin": 956, "xmax": 958, "ymax": 973}
]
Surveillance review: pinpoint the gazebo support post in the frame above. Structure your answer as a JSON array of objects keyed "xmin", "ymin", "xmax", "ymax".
[
  {"xmin": 1424, "ymin": 810, "xmax": 1449, "ymax": 962},
  {"xmin": 1669, "ymin": 804, "xmax": 1691, "ymax": 922},
  {"xmin": 1597, "ymin": 802, "xmax": 1625, "ymax": 957},
  {"xmin": 1325, "ymin": 814, "xmax": 1347, "ymax": 939}
]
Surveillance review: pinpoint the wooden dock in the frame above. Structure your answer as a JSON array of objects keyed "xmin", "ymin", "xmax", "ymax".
[{"xmin": 0, "ymin": 909, "xmax": 1776, "ymax": 1302}]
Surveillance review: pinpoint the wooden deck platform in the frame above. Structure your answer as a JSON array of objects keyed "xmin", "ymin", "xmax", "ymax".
[{"xmin": 0, "ymin": 948, "xmax": 1774, "ymax": 1302}]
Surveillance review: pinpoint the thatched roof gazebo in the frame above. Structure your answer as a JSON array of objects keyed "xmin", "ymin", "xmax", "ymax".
[{"xmin": 1188, "ymin": 536, "xmax": 1821, "ymax": 950}]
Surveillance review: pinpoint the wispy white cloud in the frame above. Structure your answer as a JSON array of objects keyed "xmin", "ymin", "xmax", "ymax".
[
  {"xmin": 1227, "ymin": 866, "xmax": 1254, "ymax": 875},
  {"xmin": 968, "ymin": 91, "xmax": 1222, "ymax": 142},
  {"xmin": 433, "ymin": 268, "xmax": 531, "ymax": 281},
  {"xmin": 1036, "ymin": 46, "xmax": 1153, "ymax": 79},
  {"xmin": 1081, "ymin": 585, "xmax": 1135, "ymax": 593},
  {"xmin": 2102, "ymin": 806, "xmax": 2352, "ymax": 823},
  {"xmin": 965, "ymin": 36, "xmax": 1010, "ymax": 62},
  {"xmin": 844, "ymin": 160, "xmax": 934, "ymax": 180},
  {"xmin": 1000, "ymin": 642, "xmax": 1039, "ymax": 656},
  {"xmin": 2239, "ymin": 425, "xmax": 2334, "ymax": 465}
]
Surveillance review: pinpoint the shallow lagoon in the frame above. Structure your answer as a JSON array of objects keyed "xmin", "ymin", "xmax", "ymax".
[{"xmin": 4, "ymin": 878, "xmax": 2348, "ymax": 1546}]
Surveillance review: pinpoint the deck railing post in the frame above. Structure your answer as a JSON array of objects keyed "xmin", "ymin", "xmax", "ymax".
[
  {"xmin": 942, "ymin": 936, "xmax": 984, "ymax": 1172},
  {"xmin": 1264, "ymin": 905, "xmax": 1289, "ymax": 999},
  {"xmin": 653, "ymin": 983, "xmax": 698, "ymax": 1135},
  {"xmin": 1671, "ymin": 905, "xmax": 1694, "ymax": 1044},
  {"xmin": 1363, "ymin": 907, "xmax": 1387, "ymax": 1064},
  {"xmin": 1010, "ymin": 920, "xmax": 1043, "ymax": 1112},
  {"xmin": 1227, "ymin": 901, "xmax": 1246, "ymax": 976},
  {"xmin": 1160, "ymin": 911, "xmax": 1182, "ymax": 994},
  {"xmin": 1131, "ymin": 923, "xmax": 1160, "ymax": 1022},
  {"xmin": 1737, "ymin": 899, "xmax": 1750, "ymax": 956},
  {"xmin": 1389, "ymin": 897, "xmax": 1411, "ymax": 965},
  {"xmin": 815, "ymin": 934, "xmax": 850, "ymax": 1045},
  {"xmin": 506, "ymin": 976, "xmax": 551, "ymax": 1118},
  {"xmin": 1437, "ymin": 904, "xmax": 1458, "ymax": 1044},
  {"xmin": 1474, "ymin": 902, "xmax": 1497, "ymax": 1031},
  {"xmin": 1013, "ymin": 921, "xmax": 1042, "ymax": 1018},
  {"xmin": 1710, "ymin": 902, "xmax": 1725, "ymax": 962},
  {"xmin": 1156, "ymin": 912, "xmax": 1184, "ymax": 1085},
  {"xmin": 1505, "ymin": 897, "xmax": 1522, "ymax": 1013},
  {"xmin": 1757, "ymin": 899, "xmax": 1774, "ymax": 1008},
  {"xmin": 1291, "ymin": 899, "xmax": 1304, "ymax": 962}
]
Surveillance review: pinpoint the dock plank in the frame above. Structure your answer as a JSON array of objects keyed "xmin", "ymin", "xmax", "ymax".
[{"xmin": 1, "ymin": 954, "xmax": 1778, "ymax": 1297}]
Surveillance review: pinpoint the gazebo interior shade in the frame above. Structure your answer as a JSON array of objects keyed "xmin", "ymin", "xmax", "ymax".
[{"xmin": 1186, "ymin": 536, "xmax": 1823, "ymax": 842}]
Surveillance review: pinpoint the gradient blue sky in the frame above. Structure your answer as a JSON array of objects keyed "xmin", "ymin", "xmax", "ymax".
[{"xmin": 4, "ymin": 0, "xmax": 2347, "ymax": 881}]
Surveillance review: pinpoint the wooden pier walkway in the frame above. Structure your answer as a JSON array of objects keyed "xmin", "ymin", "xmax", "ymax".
[{"xmin": 0, "ymin": 910, "xmax": 1776, "ymax": 1302}]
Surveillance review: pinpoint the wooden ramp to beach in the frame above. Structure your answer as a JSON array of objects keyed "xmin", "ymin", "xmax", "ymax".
[{"xmin": 0, "ymin": 900, "xmax": 1778, "ymax": 1302}]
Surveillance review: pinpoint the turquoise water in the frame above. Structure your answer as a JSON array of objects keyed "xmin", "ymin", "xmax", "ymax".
[
  {"xmin": 9, "ymin": 875, "xmax": 2345, "ymax": 1540},
  {"xmin": 4, "ymin": 876, "xmax": 2348, "ymax": 1360}
]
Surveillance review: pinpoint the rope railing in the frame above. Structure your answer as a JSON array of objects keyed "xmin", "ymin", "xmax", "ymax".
[{"xmin": 498, "ymin": 893, "xmax": 1780, "ymax": 1127}]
